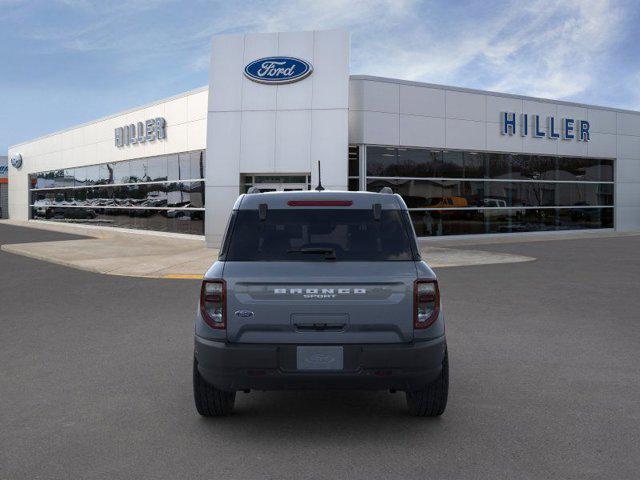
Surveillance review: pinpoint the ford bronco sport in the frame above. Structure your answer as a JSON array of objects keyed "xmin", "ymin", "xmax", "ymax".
[{"xmin": 193, "ymin": 190, "xmax": 448, "ymax": 416}]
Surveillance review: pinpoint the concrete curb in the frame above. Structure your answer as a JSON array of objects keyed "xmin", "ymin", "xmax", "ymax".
[
  {"xmin": 1, "ymin": 243, "xmax": 103, "ymax": 275},
  {"xmin": 0, "ymin": 243, "xmax": 205, "ymax": 279},
  {"xmin": 0, "ymin": 218, "xmax": 205, "ymax": 243}
]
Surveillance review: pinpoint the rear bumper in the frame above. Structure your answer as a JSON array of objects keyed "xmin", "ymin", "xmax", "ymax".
[{"xmin": 194, "ymin": 335, "xmax": 446, "ymax": 392}]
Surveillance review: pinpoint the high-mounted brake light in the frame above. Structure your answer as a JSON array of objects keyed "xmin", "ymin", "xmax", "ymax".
[
  {"xmin": 287, "ymin": 200, "xmax": 353, "ymax": 207},
  {"xmin": 200, "ymin": 280, "xmax": 226, "ymax": 329},
  {"xmin": 414, "ymin": 280, "xmax": 440, "ymax": 329}
]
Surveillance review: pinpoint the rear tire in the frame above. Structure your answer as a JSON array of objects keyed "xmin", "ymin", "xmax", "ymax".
[
  {"xmin": 193, "ymin": 358, "xmax": 236, "ymax": 417},
  {"xmin": 406, "ymin": 348, "xmax": 449, "ymax": 417}
]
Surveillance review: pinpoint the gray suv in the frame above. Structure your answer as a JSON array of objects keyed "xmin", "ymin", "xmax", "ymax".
[{"xmin": 193, "ymin": 190, "xmax": 448, "ymax": 416}]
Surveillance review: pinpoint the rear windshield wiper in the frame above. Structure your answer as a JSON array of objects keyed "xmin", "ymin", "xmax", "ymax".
[{"xmin": 287, "ymin": 247, "xmax": 337, "ymax": 260}]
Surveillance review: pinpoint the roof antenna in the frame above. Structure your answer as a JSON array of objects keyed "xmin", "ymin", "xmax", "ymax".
[{"xmin": 315, "ymin": 161, "xmax": 325, "ymax": 191}]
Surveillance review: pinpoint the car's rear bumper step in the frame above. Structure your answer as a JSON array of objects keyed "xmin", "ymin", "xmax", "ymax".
[{"xmin": 194, "ymin": 336, "xmax": 446, "ymax": 391}]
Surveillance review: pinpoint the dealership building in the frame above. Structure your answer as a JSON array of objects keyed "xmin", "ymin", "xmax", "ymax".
[{"xmin": 7, "ymin": 29, "xmax": 640, "ymax": 246}]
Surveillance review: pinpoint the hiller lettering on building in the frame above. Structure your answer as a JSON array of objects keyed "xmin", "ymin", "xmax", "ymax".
[
  {"xmin": 500, "ymin": 112, "xmax": 590, "ymax": 141},
  {"xmin": 115, "ymin": 117, "xmax": 166, "ymax": 147}
]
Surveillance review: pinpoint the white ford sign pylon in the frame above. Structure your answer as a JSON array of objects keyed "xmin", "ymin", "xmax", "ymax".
[{"xmin": 205, "ymin": 30, "xmax": 350, "ymax": 247}]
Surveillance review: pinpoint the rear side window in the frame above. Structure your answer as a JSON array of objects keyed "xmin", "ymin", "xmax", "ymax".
[{"xmin": 225, "ymin": 209, "xmax": 415, "ymax": 261}]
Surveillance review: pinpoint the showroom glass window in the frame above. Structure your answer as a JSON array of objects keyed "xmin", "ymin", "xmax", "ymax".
[
  {"xmin": 28, "ymin": 150, "xmax": 206, "ymax": 235},
  {"xmin": 349, "ymin": 146, "xmax": 614, "ymax": 236}
]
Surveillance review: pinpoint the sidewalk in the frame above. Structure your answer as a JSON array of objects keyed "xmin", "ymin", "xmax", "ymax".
[
  {"xmin": 1, "ymin": 220, "xmax": 215, "ymax": 279},
  {"xmin": 0, "ymin": 219, "xmax": 538, "ymax": 279}
]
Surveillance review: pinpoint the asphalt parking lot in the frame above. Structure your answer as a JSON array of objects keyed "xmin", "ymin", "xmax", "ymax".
[{"xmin": 1, "ymin": 224, "xmax": 639, "ymax": 480}]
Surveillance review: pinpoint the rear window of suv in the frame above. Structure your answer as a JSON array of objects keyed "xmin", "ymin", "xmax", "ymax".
[{"xmin": 223, "ymin": 209, "xmax": 417, "ymax": 261}]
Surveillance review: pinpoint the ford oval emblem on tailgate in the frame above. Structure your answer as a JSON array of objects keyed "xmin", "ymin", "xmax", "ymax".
[
  {"xmin": 244, "ymin": 56, "xmax": 313, "ymax": 84},
  {"xmin": 235, "ymin": 310, "xmax": 254, "ymax": 318}
]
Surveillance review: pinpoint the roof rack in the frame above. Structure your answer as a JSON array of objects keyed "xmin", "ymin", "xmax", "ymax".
[{"xmin": 247, "ymin": 187, "xmax": 261, "ymax": 194}]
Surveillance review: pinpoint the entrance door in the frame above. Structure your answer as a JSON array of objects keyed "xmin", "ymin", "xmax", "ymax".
[{"xmin": 242, "ymin": 174, "xmax": 310, "ymax": 193}]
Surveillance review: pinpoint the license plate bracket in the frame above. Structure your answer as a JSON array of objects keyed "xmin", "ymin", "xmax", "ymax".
[{"xmin": 296, "ymin": 346, "xmax": 344, "ymax": 371}]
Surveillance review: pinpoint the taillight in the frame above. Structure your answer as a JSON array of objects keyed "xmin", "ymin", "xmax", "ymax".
[
  {"xmin": 200, "ymin": 280, "xmax": 226, "ymax": 329},
  {"xmin": 414, "ymin": 280, "xmax": 440, "ymax": 329}
]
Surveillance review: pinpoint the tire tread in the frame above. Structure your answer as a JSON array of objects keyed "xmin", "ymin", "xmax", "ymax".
[
  {"xmin": 193, "ymin": 359, "xmax": 236, "ymax": 417},
  {"xmin": 406, "ymin": 348, "xmax": 449, "ymax": 417}
]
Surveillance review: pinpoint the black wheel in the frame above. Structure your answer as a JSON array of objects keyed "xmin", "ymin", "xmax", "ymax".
[
  {"xmin": 193, "ymin": 358, "xmax": 236, "ymax": 417},
  {"xmin": 406, "ymin": 348, "xmax": 449, "ymax": 417}
]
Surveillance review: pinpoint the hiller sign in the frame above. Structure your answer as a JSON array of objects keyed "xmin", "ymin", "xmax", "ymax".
[
  {"xmin": 115, "ymin": 117, "xmax": 166, "ymax": 147},
  {"xmin": 500, "ymin": 112, "xmax": 590, "ymax": 142}
]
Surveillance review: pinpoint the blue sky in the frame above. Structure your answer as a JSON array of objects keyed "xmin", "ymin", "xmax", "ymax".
[{"xmin": 2, "ymin": 0, "xmax": 639, "ymax": 153}]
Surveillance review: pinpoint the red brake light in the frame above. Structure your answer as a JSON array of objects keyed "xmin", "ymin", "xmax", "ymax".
[
  {"xmin": 200, "ymin": 280, "xmax": 226, "ymax": 329},
  {"xmin": 414, "ymin": 280, "xmax": 440, "ymax": 329},
  {"xmin": 287, "ymin": 200, "xmax": 353, "ymax": 207}
]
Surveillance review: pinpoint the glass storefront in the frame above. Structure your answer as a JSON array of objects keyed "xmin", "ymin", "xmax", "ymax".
[
  {"xmin": 349, "ymin": 146, "xmax": 615, "ymax": 236},
  {"xmin": 241, "ymin": 174, "xmax": 311, "ymax": 193},
  {"xmin": 27, "ymin": 145, "xmax": 616, "ymax": 238},
  {"xmin": 29, "ymin": 150, "xmax": 205, "ymax": 235}
]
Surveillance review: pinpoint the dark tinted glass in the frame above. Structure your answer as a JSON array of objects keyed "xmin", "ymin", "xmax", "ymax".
[
  {"xmin": 348, "ymin": 146, "xmax": 359, "ymax": 177},
  {"xmin": 111, "ymin": 161, "xmax": 130, "ymax": 184},
  {"xmin": 558, "ymin": 157, "xmax": 614, "ymax": 182},
  {"xmin": 190, "ymin": 151, "xmax": 205, "ymax": 180},
  {"xmin": 148, "ymin": 155, "xmax": 168, "ymax": 182},
  {"xmin": 145, "ymin": 183, "xmax": 168, "ymax": 207},
  {"xmin": 600, "ymin": 159, "xmax": 614, "ymax": 182},
  {"xmin": 188, "ymin": 181, "xmax": 205, "ymax": 208},
  {"xmin": 74, "ymin": 167, "xmax": 87, "ymax": 187},
  {"xmin": 129, "ymin": 159, "xmax": 148, "ymax": 182},
  {"xmin": 556, "ymin": 207, "xmax": 613, "ymax": 229},
  {"xmin": 367, "ymin": 178, "xmax": 442, "ymax": 208},
  {"xmin": 397, "ymin": 148, "xmax": 442, "ymax": 177},
  {"xmin": 369, "ymin": 148, "xmax": 615, "ymax": 183},
  {"xmin": 100, "ymin": 163, "xmax": 113, "ymax": 184},
  {"xmin": 29, "ymin": 151, "xmax": 205, "ymax": 235},
  {"xmin": 114, "ymin": 184, "xmax": 146, "ymax": 206},
  {"xmin": 226, "ymin": 209, "xmax": 414, "ymax": 261},
  {"xmin": 95, "ymin": 187, "xmax": 114, "ymax": 205},
  {"xmin": 53, "ymin": 170, "xmax": 66, "ymax": 187},
  {"xmin": 512, "ymin": 155, "xmax": 557, "ymax": 180},
  {"xmin": 556, "ymin": 182, "xmax": 613, "ymax": 206},
  {"xmin": 441, "ymin": 151, "xmax": 463, "ymax": 177},
  {"xmin": 85, "ymin": 165, "xmax": 100, "ymax": 185},
  {"xmin": 368, "ymin": 147, "xmax": 443, "ymax": 177},
  {"xmin": 409, "ymin": 207, "xmax": 613, "ymax": 236},
  {"xmin": 32, "ymin": 208, "xmax": 203, "ymax": 235},
  {"xmin": 166, "ymin": 182, "xmax": 191, "ymax": 207},
  {"xmin": 179, "ymin": 153, "xmax": 192, "ymax": 180},
  {"xmin": 463, "ymin": 152, "xmax": 486, "ymax": 178},
  {"xmin": 370, "ymin": 179, "xmax": 614, "ymax": 209},
  {"xmin": 167, "ymin": 154, "xmax": 180, "ymax": 181},
  {"xmin": 487, "ymin": 152, "xmax": 511, "ymax": 179},
  {"xmin": 64, "ymin": 169, "xmax": 76, "ymax": 187},
  {"xmin": 35, "ymin": 171, "xmax": 55, "ymax": 189},
  {"xmin": 366, "ymin": 146, "xmax": 396, "ymax": 176},
  {"xmin": 74, "ymin": 188, "xmax": 88, "ymax": 205}
]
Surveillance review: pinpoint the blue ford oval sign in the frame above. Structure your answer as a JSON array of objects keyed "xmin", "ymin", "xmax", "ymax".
[
  {"xmin": 244, "ymin": 56, "xmax": 313, "ymax": 85},
  {"xmin": 10, "ymin": 153, "xmax": 23, "ymax": 169},
  {"xmin": 234, "ymin": 310, "xmax": 254, "ymax": 318}
]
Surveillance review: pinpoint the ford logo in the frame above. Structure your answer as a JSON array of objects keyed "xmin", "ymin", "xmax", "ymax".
[
  {"xmin": 244, "ymin": 56, "xmax": 313, "ymax": 85},
  {"xmin": 234, "ymin": 310, "xmax": 254, "ymax": 318},
  {"xmin": 10, "ymin": 153, "xmax": 23, "ymax": 169}
]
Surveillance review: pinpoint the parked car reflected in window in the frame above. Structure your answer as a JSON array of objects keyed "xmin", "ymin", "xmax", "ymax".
[
  {"xmin": 367, "ymin": 147, "xmax": 614, "ymax": 236},
  {"xmin": 28, "ymin": 150, "xmax": 206, "ymax": 235}
]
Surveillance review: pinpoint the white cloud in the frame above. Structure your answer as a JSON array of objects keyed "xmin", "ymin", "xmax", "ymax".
[
  {"xmin": 344, "ymin": 0, "xmax": 625, "ymax": 101},
  {"xmin": 483, "ymin": 0, "xmax": 623, "ymax": 98},
  {"xmin": 8, "ymin": 0, "xmax": 632, "ymax": 104}
]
